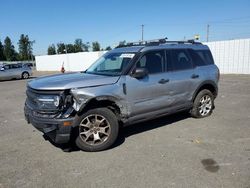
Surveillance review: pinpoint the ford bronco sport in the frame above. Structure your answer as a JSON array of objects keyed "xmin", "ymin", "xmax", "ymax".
[{"xmin": 24, "ymin": 39, "xmax": 219, "ymax": 151}]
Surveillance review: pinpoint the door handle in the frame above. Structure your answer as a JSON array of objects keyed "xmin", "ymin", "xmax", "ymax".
[
  {"xmin": 158, "ymin": 79, "xmax": 169, "ymax": 84},
  {"xmin": 191, "ymin": 74, "xmax": 199, "ymax": 79}
]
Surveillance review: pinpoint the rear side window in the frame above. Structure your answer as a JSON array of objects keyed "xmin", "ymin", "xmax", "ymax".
[
  {"xmin": 10, "ymin": 64, "xmax": 22, "ymax": 69},
  {"xmin": 170, "ymin": 49, "xmax": 193, "ymax": 71},
  {"xmin": 195, "ymin": 50, "xmax": 214, "ymax": 66}
]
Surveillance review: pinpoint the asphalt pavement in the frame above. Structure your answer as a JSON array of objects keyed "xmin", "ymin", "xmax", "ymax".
[{"xmin": 0, "ymin": 74, "xmax": 250, "ymax": 188}]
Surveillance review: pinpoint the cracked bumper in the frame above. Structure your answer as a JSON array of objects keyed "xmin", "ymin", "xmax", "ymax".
[{"xmin": 24, "ymin": 104, "xmax": 74, "ymax": 144}]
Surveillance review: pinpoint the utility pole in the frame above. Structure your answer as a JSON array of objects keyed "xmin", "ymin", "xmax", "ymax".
[
  {"xmin": 206, "ymin": 24, "xmax": 210, "ymax": 42},
  {"xmin": 141, "ymin": 24, "xmax": 144, "ymax": 42}
]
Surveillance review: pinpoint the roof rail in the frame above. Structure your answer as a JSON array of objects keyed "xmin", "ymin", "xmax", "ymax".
[
  {"xmin": 115, "ymin": 37, "xmax": 168, "ymax": 48},
  {"xmin": 164, "ymin": 39, "xmax": 202, "ymax": 44},
  {"xmin": 115, "ymin": 37, "xmax": 202, "ymax": 48}
]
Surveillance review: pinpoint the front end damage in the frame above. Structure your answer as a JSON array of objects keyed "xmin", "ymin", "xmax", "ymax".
[{"xmin": 24, "ymin": 85, "xmax": 129, "ymax": 144}]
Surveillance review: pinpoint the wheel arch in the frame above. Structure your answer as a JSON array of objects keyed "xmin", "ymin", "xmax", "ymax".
[
  {"xmin": 76, "ymin": 95, "xmax": 127, "ymax": 122},
  {"xmin": 192, "ymin": 81, "xmax": 218, "ymax": 101}
]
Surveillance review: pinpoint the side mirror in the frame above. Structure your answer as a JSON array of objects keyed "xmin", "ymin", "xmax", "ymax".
[
  {"xmin": 131, "ymin": 68, "xmax": 148, "ymax": 79},
  {"xmin": 0, "ymin": 67, "xmax": 4, "ymax": 71}
]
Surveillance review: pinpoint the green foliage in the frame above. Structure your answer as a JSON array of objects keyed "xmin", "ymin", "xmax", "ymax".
[
  {"xmin": 57, "ymin": 43, "xmax": 66, "ymax": 54},
  {"xmin": 3, "ymin": 36, "xmax": 17, "ymax": 61},
  {"xmin": 74, "ymin": 39, "xmax": 89, "ymax": 52},
  {"xmin": 92, "ymin": 41, "xmax": 101, "ymax": 51},
  {"xmin": 66, "ymin": 44, "xmax": 75, "ymax": 53},
  {"xmin": 105, "ymin": 46, "xmax": 112, "ymax": 51},
  {"xmin": 0, "ymin": 39, "xmax": 5, "ymax": 60},
  {"xmin": 47, "ymin": 44, "xmax": 56, "ymax": 55},
  {"xmin": 18, "ymin": 34, "xmax": 34, "ymax": 60},
  {"xmin": 48, "ymin": 39, "xmax": 102, "ymax": 55}
]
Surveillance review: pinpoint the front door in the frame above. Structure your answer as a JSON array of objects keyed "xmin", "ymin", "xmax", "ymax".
[{"xmin": 125, "ymin": 50, "xmax": 169, "ymax": 116}]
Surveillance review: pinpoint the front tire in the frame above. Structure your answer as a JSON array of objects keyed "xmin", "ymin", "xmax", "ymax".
[
  {"xmin": 190, "ymin": 89, "xmax": 214, "ymax": 118},
  {"xmin": 75, "ymin": 108, "xmax": 119, "ymax": 152}
]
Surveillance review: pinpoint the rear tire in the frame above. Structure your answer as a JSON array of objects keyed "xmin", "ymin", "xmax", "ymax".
[
  {"xmin": 75, "ymin": 108, "xmax": 119, "ymax": 152},
  {"xmin": 190, "ymin": 89, "xmax": 214, "ymax": 118},
  {"xmin": 22, "ymin": 72, "xmax": 29, "ymax": 79}
]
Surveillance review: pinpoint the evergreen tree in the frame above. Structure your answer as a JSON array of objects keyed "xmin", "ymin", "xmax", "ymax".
[
  {"xmin": 57, "ymin": 43, "xmax": 66, "ymax": 54},
  {"xmin": 92, "ymin": 41, "xmax": 100, "ymax": 51},
  {"xmin": 3, "ymin": 36, "xmax": 16, "ymax": 61},
  {"xmin": 74, "ymin": 39, "xmax": 89, "ymax": 52},
  {"xmin": 66, "ymin": 44, "xmax": 75, "ymax": 53},
  {"xmin": 0, "ymin": 39, "xmax": 5, "ymax": 60},
  {"xmin": 18, "ymin": 34, "xmax": 34, "ymax": 60},
  {"xmin": 47, "ymin": 44, "xmax": 56, "ymax": 55}
]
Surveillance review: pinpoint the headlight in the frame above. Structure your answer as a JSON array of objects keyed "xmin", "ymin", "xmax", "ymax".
[{"xmin": 36, "ymin": 95, "xmax": 61, "ymax": 109}]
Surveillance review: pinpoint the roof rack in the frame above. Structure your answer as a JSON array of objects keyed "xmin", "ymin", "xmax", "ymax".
[
  {"xmin": 115, "ymin": 37, "xmax": 201, "ymax": 48},
  {"xmin": 164, "ymin": 39, "xmax": 202, "ymax": 44},
  {"xmin": 115, "ymin": 37, "xmax": 168, "ymax": 48}
]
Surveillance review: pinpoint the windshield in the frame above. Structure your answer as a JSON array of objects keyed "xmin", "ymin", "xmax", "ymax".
[{"xmin": 86, "ymin": 52, "xmax": 135, "ymax": 76}]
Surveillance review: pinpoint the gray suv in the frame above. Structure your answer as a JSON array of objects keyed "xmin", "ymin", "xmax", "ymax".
[{"xmin": 24, "ymin": 39, "xmax": 219, "ymax": 151}]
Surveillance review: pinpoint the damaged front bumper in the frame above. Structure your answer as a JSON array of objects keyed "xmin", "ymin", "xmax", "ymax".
[{"xmin": 24, "ymin": 104, "xmax": 75, "ymax": 144}]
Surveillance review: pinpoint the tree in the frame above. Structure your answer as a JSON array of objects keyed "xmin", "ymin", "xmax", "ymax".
[
  {"xmin": 92, "ymin": 41, "xmax": 100, "ymax": 51},
  {"xmin": 0, "ymin": 39, "xmax": 5, "ymax": 60},
  {"xmin": 74, "ymin": 39, "xmax": 83, "ymax": 52},
  {"xmin": 47, "ymin": 44, "xmax": 56, "ymax": 55},
  {"xmin": 57, "ymin": 43, "xmax": 66, "ymax": 54},
  {"xmin": 28, "ymin": 40, "xmax": 35, "ymax": 60},
  {"xmin": 105, "ymin": 46, "xmax": 112, "ymax": 51},
  {"xmin": 18, "ymin": 34, "xmax": 34, "ymax": 60},
  {"xmin": 74, "ymin": 39, "xmax": 89, "ymax": 52},
  {"xmin": 3, "ymin": 36, "xmax": 16, "ymax": 61},
  {"xmin": 66, "ymin": 44, "xmax": 75, "ymax": 53}
]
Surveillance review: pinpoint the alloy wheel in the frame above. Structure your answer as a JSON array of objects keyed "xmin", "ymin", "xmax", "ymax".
[
  {"xmin": 79, "ymin": 114, "xmax": 111, "ymax": 145},
  {"xmin": 198, "ymin": 95, "xmax": 212, "ymax": 116}
]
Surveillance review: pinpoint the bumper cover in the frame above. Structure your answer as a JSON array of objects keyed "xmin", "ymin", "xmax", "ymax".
[{"xmin": 24, "ymin": 104, "xmax": 74, "ymax": 144}]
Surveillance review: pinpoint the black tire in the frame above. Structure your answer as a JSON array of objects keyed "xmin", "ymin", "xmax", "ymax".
[
  {"xmin": 75, "ymin": 108, "xmax": 119, "ymax": 152},
  {"xmin": 190, "ymin": 89, "xmax": 214, "ymax": 118},
  {"xmin": 22, "ymin": 72, "xmax": 29, "ymax": 79}
]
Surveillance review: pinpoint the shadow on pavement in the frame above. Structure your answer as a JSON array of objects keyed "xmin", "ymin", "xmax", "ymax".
[
  {"xmin": 45, "ymin": 112, "xmax": 190, "ymax": 152},
  {"xmin": 0, "ymin": 77, "xmax": 36, "ymax": 82}
]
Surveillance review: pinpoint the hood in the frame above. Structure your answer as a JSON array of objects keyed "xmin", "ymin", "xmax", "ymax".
[{"xmin": 28, "ymin": 72, "xmax": 120, "ymax": 90}]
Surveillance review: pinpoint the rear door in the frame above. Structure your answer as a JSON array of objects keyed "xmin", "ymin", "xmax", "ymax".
[
  {"xmin": 11, "ymin": 64, "xmax": 22, "ymax": 78},
  {"xmin": 164, "ymin": 49, "xmax": 198, "ymax": 106}
]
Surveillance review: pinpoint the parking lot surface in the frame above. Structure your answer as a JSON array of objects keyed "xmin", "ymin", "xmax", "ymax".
[{"xmin": 0, "ymin": 74, "xmax": 250, "ymax": 188}]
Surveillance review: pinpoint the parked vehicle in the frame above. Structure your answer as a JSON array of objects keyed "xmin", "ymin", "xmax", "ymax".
[
  {"xmin": 24, "ymin": 39, "xmax": 219, "ymax": 151},
  {"xmin": 0, "ymin": 63, "xmax": 32, "ymax": 81}
]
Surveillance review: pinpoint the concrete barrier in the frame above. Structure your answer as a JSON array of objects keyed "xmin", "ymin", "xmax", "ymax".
[{"xmin": 35, "ymin": 51, "xmax": 107, "ymax": 72}]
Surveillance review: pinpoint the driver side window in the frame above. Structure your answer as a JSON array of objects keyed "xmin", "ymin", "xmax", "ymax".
[{"xmin": 136, "ymin": 51, "xmax": 164, "ymax": 74}]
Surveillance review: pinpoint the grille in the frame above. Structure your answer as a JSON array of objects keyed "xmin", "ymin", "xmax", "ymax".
[{"xmin": 26, "ymin": 87, "xmax": 63, "ymax": 115}]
